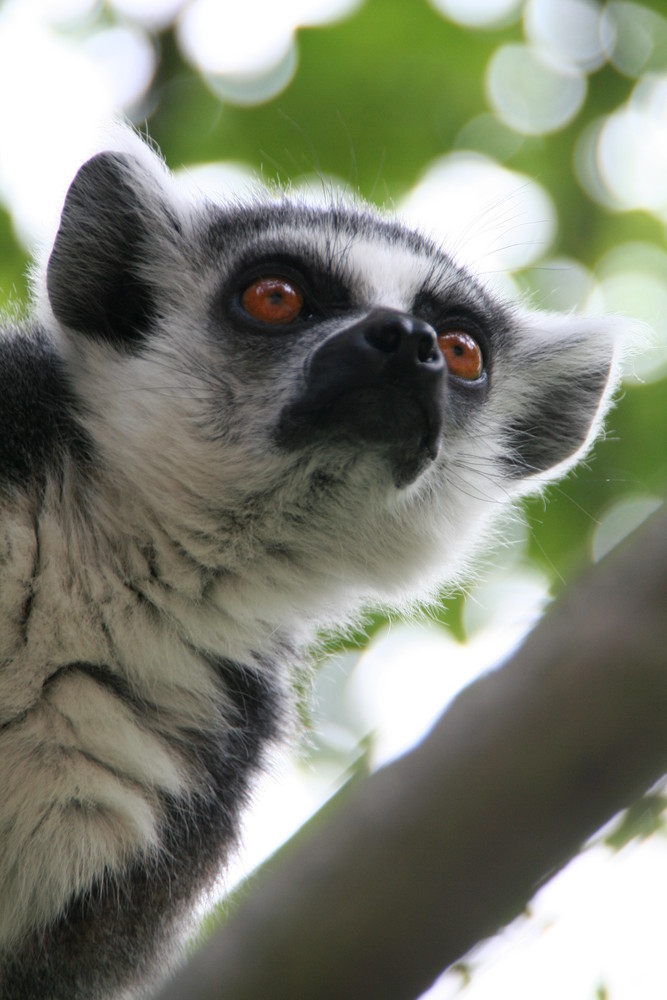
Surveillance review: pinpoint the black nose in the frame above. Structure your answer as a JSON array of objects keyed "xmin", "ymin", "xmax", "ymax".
[
  {"xmin": 276, "ymin": 308, "xmax": 446, "ymax": 487},
  {"xmin": 297, "ymin": 307, "xmax": 445, "ymax": 406},
  {"xmin": 362, "ymin": 309, "xmax": 442, "ymax": 366}
]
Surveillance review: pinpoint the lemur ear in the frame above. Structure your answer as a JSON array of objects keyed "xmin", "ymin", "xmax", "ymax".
[
  {"xmin": 47, "ymin": 152, "xmax": 160, "ymax": 348},
  {"xmin": 502, "ymin": 312, "xmax": 620, "ymax": 480}
]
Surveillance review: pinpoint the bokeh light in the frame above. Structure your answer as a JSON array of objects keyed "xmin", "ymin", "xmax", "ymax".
[
  {"xmin": 0, "ymin": 2, "xmax": 113, "ymax": 245},
  {"xmin": 596, "ymin": 242, "xmax": 667, "ymax": 383},
  {"xmin": 596, "ymin": 74, "xmax": 667, "ymax": 221},
  {"xmin": 82, "ymin": 25, "xmax": 156, "ymax": 111},
  {"xmin": 400, "ymin": 152, "xmax": 555, "ymax": 284},
  {"xmin": 109, "ymin": 0, "xmax": 183, "ymax": 30},
  {"xmin": 486, "ymin": 43, "xmax": 587, "ymax": 135},
  {"xmin": 177, "ymin": 0, "xmax": 361, "ymax": 103},
  {"xmin": 602, "ymin": 1, "xmax": 667, "ymax": 77},
  {"xmin": 520, "ymin": 257, "xmax": 596, "ymax": 313},
  {"xmin": 428, "ymin": 0, "xmax": 521, "ymax": 28},
  {"xmin": 525, "ymin": 0, "xmax": 610, "ymax": 71},
  {"xmin": 346, "ymin": 582, "xmax": 550, "ymax": 771}
]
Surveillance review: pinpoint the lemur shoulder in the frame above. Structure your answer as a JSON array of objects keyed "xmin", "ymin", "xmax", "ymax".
[{"xmin": 0, "ymin": 129, "xmax": 621, "ymax": 999}]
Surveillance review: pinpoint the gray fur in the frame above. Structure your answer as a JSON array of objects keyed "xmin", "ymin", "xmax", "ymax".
[{"xmin": 0, "ymin": 130, "xmax": 621, "ymax": 998}]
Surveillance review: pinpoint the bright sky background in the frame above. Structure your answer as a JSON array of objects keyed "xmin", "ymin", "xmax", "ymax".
[{"xmin": 0, "ymin": 1, "xmax": 665, "ymax": 997}]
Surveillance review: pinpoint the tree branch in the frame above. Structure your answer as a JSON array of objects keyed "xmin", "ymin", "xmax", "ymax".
[{"xmin": 155, "ymin": 504, "xmax": 667, "ymax": 1000}]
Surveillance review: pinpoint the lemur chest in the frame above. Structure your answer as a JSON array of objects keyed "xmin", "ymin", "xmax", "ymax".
[{"xmin": 0, "ymin": 492, "xmax": 226, "ymax": 726}]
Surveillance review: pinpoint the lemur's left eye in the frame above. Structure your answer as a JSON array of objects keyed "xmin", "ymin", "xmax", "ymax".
[
  {"xmin": 241, "ymin": 277, "xmax": 305, "ymax": 325},
  {"xmin": 437, "ymin": 330, "xmax": 484, "ymax": 381}
]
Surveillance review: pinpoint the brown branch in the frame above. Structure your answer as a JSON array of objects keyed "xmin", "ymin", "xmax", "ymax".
[{"xmin": 155, "ymin": 504, "xmax": 667, "ymax": 1000}]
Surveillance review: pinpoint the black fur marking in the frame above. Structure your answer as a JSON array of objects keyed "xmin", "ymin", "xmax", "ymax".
[
  {"xmin": 41, "ymin": 661, "xmax": 140, "ymax": 709},
  {"xmin": 46, "ymin": 153, "xmax": 156, "ymax": 349},
  {"xmin": 207, "ymin": 198, "xmax": 444, "ymax": 263},
  {"xmin": 0, "ymin": 326, "xmax": 92, "ymax": 488},
  {"xmin": 123, "ymin": 580, "xmax": 165, "ymax": 625},
  {"xmin": 18, "ymin": 516, "xmax": 39, "ymax": 643},
  {"xmin": 1, "ymin": 657, "xmax": 282, "ymax": 1000},
  {"xmin": 504, "ymin": 368, "xmax": 610, "ymax": 475}
]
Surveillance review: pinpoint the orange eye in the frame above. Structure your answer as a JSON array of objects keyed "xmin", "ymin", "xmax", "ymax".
[
  {"xmin": 241, "ymin": 277, "xmax": 304, "ymax": 325},
  {"xmin": 437, "ymin": 330, "xmax": 484, "ymax": 381}
]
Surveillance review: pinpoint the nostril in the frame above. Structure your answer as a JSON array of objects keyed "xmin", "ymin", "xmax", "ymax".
[
  {"xmin": 363, "ymin": 311, "xmax": 442, "ymax": 367},
  {"xmin": 417, "ymin": 332, "xmax": 439, "ymax": 364}
]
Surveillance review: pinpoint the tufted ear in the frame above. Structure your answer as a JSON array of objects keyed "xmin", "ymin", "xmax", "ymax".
[
  {"xmin": 46, "ymin": 152, "xmax": 162, "ymax": 349},
  {"xmin": 502, "ymin": 311, "xmax": 621, "ymax": 480}
]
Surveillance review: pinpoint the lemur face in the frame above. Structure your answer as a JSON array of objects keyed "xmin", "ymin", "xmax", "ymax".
[
  {"xmin": 40, "ymin": 144, "xmax": 619, "ymax": 601},
  {"xmin": 208, "ymin": 212, "xmax": 496, "ymax": 489}
]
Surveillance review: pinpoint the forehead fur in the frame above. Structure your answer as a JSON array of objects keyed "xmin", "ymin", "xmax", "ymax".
[{"xmin": 201, "ymin": 196, "xmax": 500, "ymax": 318}]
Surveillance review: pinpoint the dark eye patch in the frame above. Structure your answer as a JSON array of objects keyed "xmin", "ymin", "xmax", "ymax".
[{"xmin": 226, "ymin": 253, "xmax": 353, "ymax": 329}]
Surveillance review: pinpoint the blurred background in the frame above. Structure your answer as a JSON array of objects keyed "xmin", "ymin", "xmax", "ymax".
[{"xmin": 0, "ymin": 0, "xmax": 665, "ymax": 996}]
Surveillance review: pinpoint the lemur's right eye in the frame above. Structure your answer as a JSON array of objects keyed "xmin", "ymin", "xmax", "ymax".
[{"xmin": 241, "ymin": 277, "xmax": 305, "ymax": 325}]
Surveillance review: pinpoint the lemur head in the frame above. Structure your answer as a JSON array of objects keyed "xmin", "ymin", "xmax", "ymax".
[{"xmin": 39, "ymin": 133, "xmax": 620, "ymax": 611}]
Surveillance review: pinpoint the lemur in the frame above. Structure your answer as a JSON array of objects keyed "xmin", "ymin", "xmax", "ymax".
[{"xmin": 0, "ymin": 129, "xmax": 620, "ymax": 999}]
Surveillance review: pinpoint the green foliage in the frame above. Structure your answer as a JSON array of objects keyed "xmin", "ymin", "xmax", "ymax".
[
  {"xmin": 0, "ymin": 207, "xmax": 28, "ymax": 308},
  {"xmin": 605, "ymin": 794, "xmax": 667, "ymax": 850}
]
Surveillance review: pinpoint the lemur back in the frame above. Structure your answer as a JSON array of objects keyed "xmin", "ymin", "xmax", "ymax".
[{"xmin": 0, "ymin": 132, "xmax": 620, "ymax": 999}]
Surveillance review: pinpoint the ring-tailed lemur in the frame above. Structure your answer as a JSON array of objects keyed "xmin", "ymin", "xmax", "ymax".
[{"xmin": 0, "ymin": 129, "xmax": 620, "ymax": 999}]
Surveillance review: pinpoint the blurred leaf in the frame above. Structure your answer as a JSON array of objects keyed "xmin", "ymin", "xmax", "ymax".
[
  {"xmin": 0, "ymin": 207, "xmax": 28, "ymax": 308},
  {"xmin": 605, "ymin": 794, "xmax": 667, "ymax": 850}
]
